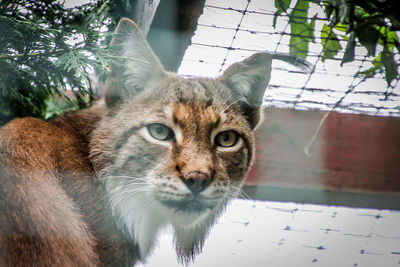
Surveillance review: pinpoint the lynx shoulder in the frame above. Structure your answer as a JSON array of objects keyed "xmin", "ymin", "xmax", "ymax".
[{"xmin": 0, "ymin": 18, "xmax": 309, "ymax": 266}]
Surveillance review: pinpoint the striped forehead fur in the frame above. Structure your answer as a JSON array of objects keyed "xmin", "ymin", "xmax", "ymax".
[{"xmin": 133, "ymin": 76, "xmax": 232, "ymax": 108}]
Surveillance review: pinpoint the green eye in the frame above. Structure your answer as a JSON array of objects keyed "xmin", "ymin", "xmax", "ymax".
[
  {"xmin": 215, "ymin": 131, "xmax": 238, "ymax": 147},
  {"xmin": 147, "ymin": 124, "xmax": 174, "ymax": 141}
]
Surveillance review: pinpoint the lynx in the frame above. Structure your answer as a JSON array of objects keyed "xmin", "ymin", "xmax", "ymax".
[{"xmin": 0, "ymin": 18, "xmax": 309, "ymax": 266}]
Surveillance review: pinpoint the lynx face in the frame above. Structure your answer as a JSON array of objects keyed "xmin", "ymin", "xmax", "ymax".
[
  {"xmin": 103, "ymin": 77, "xmax": 253, "ymax": 221},
  {"xmin": 89, "ymin": 18, "xmax": 308, "ymax": 262},
  {"xmin": 95, "ymin": 77, "xmax": 256, "ymax": 258}
]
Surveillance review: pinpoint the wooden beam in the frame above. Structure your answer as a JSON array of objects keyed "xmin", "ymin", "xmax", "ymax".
[
  {"xmin": 131, "ymin": 0, "xmax": 161, "ymax": 36},
  {"xmin": 146, "ymin": 0, "xmax": 206, "ymax": 71}
]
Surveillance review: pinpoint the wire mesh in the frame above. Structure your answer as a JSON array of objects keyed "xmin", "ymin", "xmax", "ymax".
[{"xmin": 178, "ymin": 0, "xmax": 400, "ymax": 117}]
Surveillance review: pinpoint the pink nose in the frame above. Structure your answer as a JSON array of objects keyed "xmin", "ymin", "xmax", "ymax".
[{"xmin": 180, "ymin": 171, "xmax": 213, "ymax": 196}]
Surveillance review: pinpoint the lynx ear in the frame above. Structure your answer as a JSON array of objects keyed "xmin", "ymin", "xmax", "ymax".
[
  {"xmin": 219, "ymin": 53, "xmax": 273, "ymax": 129},
  {"xmin": 105, "ymin": 18, "xmax": 165, "ymax": 108}
]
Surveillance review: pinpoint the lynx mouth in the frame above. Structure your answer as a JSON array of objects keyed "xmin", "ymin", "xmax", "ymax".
[{"xmin": 161, "ymin": 198, "xmax": 213, "ymax": 213}]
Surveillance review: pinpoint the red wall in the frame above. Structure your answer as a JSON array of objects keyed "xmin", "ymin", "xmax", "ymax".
[{"xmin": 246, "ymin": 108, "xmax": 400, "ymax": 194}]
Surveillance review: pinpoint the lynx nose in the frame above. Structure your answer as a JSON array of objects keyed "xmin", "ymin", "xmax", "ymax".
[{"xmin": 181, "ymin": 171, "xmax": 212, "ymax": 196}]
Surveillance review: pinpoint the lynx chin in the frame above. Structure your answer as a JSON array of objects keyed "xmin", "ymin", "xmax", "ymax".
[{"xmin": 0, "ymin": 18, "xmax": 310, "ymax": 266}]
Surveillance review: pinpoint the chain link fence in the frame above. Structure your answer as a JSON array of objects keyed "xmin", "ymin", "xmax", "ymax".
[{"xmin": 178, "ymin": 0, "xmax": 400, "ymax": 117}]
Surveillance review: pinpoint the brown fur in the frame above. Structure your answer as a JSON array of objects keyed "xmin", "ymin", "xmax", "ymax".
[
  {"xmin": 0, "ymin": 107, "xmax": 139, "ymax": 266},
  {"xmin": 0, "ymin": 18, "xmax": 309, "ymax": 266}
]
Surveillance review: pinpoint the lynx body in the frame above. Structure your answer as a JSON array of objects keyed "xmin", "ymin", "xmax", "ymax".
[{"xmin": 0, "ymin": 18, "xmax": 309, "ymax": 266}]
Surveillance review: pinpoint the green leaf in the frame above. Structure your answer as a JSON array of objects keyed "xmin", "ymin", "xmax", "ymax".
[
  {"xmin": 289, "ymin": 0, "xmax": 312, "ymax": 58},
  {"xmin": 363, "ymin": 15, "xmax": 384, "ymax": 25},
  {"xmin": 275, "ymin": 0, "xmax": 292, "ymax": 13},
  {"xmin": 309, "ymin": 15, "xmax": 317, "ymax": 43},
  {"xmin": 359, "ymin": 53, "xmax": 382, "ymax": 78},
  {"xmin": 321, "ymin": 24, "xmax": 342, "ymax": 62},
  {"xmin": 273, "ymin": 0, "xmax": 292, "ymax": 28},
  {"xmin": 379, "ymin": 30, "xmax": 400, "ymax": 52},
  {"xmin": 334, "ymin": 23, "xmax": 347, "ymax": 32},
  {"xmin": 324, "ymin": 3, "xmax": 334, "ymax": 19},
  {"xmin": 320, "ymin": 24, "xmax": 330, "ymax": 41},
  {"xmin": 341, "ymin": 32, "xmax": 355, "ymax": 65},
  {"xmin": 354, "ymin": 23, "xmax": 380, "ymax": 56},
  {"xmin": 381, "ymin": 44, "xmax": 398, "ymax": 85},
  {"xmin": 387, "ymin": 31, "xmax": 399, "ymax": 44},
  {"xmin": 324, "ymin": 39, "xmax": 342, "ymax": 61},
  {"xmin": 372, "ymin": 53, "xmax": 383, "ymax": 68}
]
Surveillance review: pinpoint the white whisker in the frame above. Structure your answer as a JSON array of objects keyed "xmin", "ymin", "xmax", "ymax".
[
  {"xmin": 228, "ymin": 185, "xmax": 252, "ymax": 200},
  {"xmin": 221, "ymin": 96, "xmax": 248, "ymax": 114}
]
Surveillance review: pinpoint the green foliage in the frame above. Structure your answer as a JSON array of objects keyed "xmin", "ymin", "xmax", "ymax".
[
  {"xmin": 320, "ymin": 24, "xmax": 341, "ymax": 62},
  {"xmin": 288, "ymin": 0, "xmax": 315, "ymax": 58},
  {"xmin": 0, "ymin": 0, "xmax": 116, "ymax": 125},
  {"xmin": 273, "ymin": 0, "xmax": 292, "ymax": 27},
  {"xmin": 44, "ymin": 95, "xmax": 80, "ymax": 120},
  {"xmin": 273, "ymin": 0, "xmax": 400, "ymax": 86}
]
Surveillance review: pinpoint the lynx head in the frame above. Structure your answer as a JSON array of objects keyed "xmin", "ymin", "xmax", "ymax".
[{"xmin": 91, "ymin": 18, "xmax": 275, "ymax": 262}]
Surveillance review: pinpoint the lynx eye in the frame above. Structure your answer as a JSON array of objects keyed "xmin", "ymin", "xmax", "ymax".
[
  {"xmin": 215, "ymin": 130, "xmax": 238, "ymax": 147},
  {"xmin": 147, "ymin": 123, "xmax": 174, "ymax": 141}
]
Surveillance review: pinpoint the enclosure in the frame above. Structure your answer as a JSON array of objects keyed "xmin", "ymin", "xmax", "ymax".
[{"xmin": 1, "ymin": 0, "xmax": 399, "ymax": 266}]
